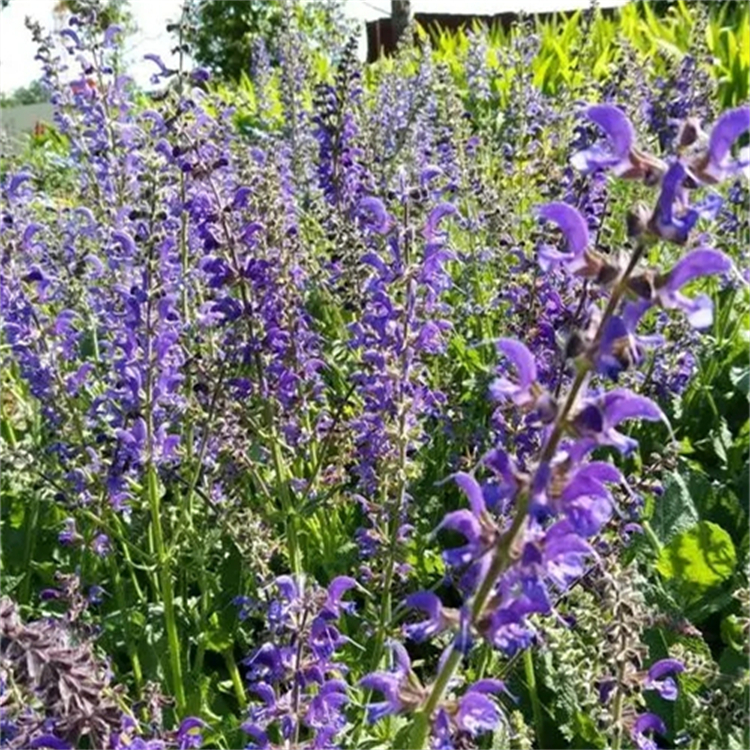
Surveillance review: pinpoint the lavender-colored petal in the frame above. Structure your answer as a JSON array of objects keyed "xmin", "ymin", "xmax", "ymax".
[
  {"xmin": 357, "ymin": 196, "xmax": 390, "ymax": 233},
  {"xmin": 577, "ymin": 461, "xmax": 623, "ymax": 485},
  {"xmin": 438, "ymin": 510, "xmax": 482, "ymax": 544},
  {"xmin": 537, "ymin": 202, "xmax": 589, "ymax": 257},
  {"xmin": 177, "ymin": 718, "xmax": 205, "ymax": 737},
  {"xmin": 60, "ymin": 28, "xmax": 82, "ymax": 48},
  {"xmin": 112, "ymin": 230, "xmax": 137, "ymax": 255},
  {"xmin": 708, "ymin": 106, "xmax": 750, "ymax": 166},
  {"xmin": 682, "ymin": 293, "xmax": 714, "ymax": 329},
  {"xmin": 326, "ymin": 576, "xmax": 357, "ymax": 609},
  {"xmin": 583, "ymin": 104, "xmax": 636, "ymax": 158},
  {"xmin": 453, "ymin": 472, "xmax": 486, "ymax": 516},
  {"xmin": 602, "ymin": 390, "xmax": 665, "ymax": 427},
  {"xmin": 391, "ymin": 640, "xmax": 412, "ymax": 673},
  {"xmin": 406, "ymin": 591, "xmax": 442, "ymax": 619},
  {"xmin": 144, "ymin": 53, "xmax": 172, "ymax": 76},
  {"xmin": 424, "ymin": 203, "xmax": 458, "ymax": 238},
  {"xmin": 653, "ymin": 161, "xmax": 685, "ymax": 224},
  {"xmin": 455, "ymin": 692, "xmax": 502, "ymax": 736},
  {"xmin": 665, "ymin": 248, "xmax": 733, "ymax": 291},
  {"xmin": 404, "ymin": 591, "xmax": 444, "ymax": 641},
  {"xmin": 497, "ymin": 337, "xmax": 538, "ymax": 389},
  {"xmin": 468, "ymin": 678, "xmax": 513, "ymax": 699},
  {"xmin": 634, "ymin": 712, "xmax": 667, "ymax": 736},
  {"xmin": 648, "ymin": 658, "xmax": 685, "ymax": 680},
  {"xmin": 9, "ymin": 171, "xmax": 33, "ymax": 196},
  {"xmin": 570, "ymin": 144, "xmax": 621, "ymax": 173},
  {"xmin": 274, "ymin": 575, "xmax": 298, "ymax": 602},
  {"xmin": 250, "ymin": 682, "xmax": 277, "ymax": 706}
]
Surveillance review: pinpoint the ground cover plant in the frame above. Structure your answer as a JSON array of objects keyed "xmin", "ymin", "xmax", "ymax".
[{"xmin": 1, "ymin": 1, "xmax": 748, "ymax": 749}]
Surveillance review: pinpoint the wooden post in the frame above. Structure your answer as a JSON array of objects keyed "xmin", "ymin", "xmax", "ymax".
[{"xmin": 391, "ymin": 0, "xmax": 411, "ymax": 47}]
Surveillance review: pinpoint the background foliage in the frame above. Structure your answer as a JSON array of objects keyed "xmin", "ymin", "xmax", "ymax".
[{"xmin": 1, "ymin": 1, "xmax": 748, "ymax": 750}]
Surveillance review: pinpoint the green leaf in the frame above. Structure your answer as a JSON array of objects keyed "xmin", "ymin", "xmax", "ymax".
[
  {"xmin": 570, "ymin": 711, "xmax": 606, "ymax": 749},
  {"xmin": 729, "ymin": 365, "xmax": 750, "ymax": 397},
  {"xmin": 656, "ymin": 521, "xmax": 737, "ymax": 600},
  {"xmin": 650, "ymin": 472, "xmax": 700, "ymax": 544}
]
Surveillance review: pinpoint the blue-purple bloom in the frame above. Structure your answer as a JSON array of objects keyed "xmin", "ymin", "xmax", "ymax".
[
  {"xmin": 571, "ymin": 104, "xmax": 666, "ymax": 183},
  {"xmin": 631, "ymin": 713, "xmax": 667, "ymax": 750},
  {"xmin": 644, "ymin": 658, "xmax": 685, "ymax": 701},
  {"xmin": 689, "ymin": 106, "xmax": 750, "ymax": 184}
]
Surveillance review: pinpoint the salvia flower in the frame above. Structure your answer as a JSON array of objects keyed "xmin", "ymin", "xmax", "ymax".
[
  {"xmin": 644, "ymin": 658, "xmax": 685, "ymax": 701},
  {"xmin": 571, "ymin": 104, "xmax": 666, "ymax": 184},
  {"xmin": 688, "ymin": 105, "xmax": 750, "ymax": 184},
  {"xmin": 631, "ymin": 713, "xmax": 667, "ymax": 750}
]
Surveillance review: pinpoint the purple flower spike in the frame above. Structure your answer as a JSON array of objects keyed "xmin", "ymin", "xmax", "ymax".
[
  {"xmin": 536, "ymin": 202, "xmax": 590, "ymax": 272},
  {"xmin": 645, "ymin": 658, "xmax": 685, "ymax": 701},
  {"xmin": 404, "ymin": 591, "xmax": 447, "ymax": 642},
  {"xmin": 693, "ymin": 106, "xmax": 750, "ymax": 184},
  {"xmin": 656, "ymin": 248, "xmax": 733, "ymax": 328},
  {"xmin": 632, "ymin": 713, "xmax": 667, "ymax": 750}
]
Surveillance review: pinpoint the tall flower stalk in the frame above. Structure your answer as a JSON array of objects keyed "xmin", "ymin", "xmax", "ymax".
[{"xmin": 354, "ymin": 102, "xmax": 750, "ymax": 750}]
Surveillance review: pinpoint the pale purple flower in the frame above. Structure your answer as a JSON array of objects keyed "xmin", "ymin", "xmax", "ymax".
[
  {"xmin": 491, "ymin": 338, "xmax": 555, "ymax": 420},
  {"xmin": 455, "ymin": 690, "xmax": 502, "ymax": 736},
  {"xmin": 176, "ymin": 718, "xmax": 205, "ymax": 750},
  {"xmin": 647, "ymin": 161, "xmax": 699, "ymax": 244},
  {"xmin": 356, "ymin": 196, "xmax": 391, "ymax": 234},
  {"xmin": 571, "ymin": 388, "xmax": 667, "ymax": 457},
  {"xmin": 690, "ymin": 106, "xmax": 750, "ymax": 184},
  {"xmin": 571, "ymin": 104, "xmax": 666, "ymax": 182},
  {"xmin": 359, "ymin": 642, "xmax": 415, "ymax": 722},
  {"xmin": 323, "ymin": 576, "xmax": 357, "ymax": 617},
  {"xmin": 654, "ymin": 247, "xmax": 733, "ymax": 328},
  {"xmin": 644, "ymin": 658, "xmax": 685, "ymax": 701},
  {"xmin": 536, "ymin": 202, "xmax": 590, "ymax": 273},
  {"xmin": 560, "ymin": 461, "xmax": 623, "ymax": 536},
  {"xmin": 403, "ymin": 591, "xmax": 450, "ymax": 642}
]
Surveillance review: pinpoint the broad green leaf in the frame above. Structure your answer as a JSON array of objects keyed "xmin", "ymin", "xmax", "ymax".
[{"xmin": 656, "ymin": 521, "xmax": 737, "ymax": 600}]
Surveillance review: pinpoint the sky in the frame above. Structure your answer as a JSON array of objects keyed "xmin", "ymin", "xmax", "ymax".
[{"xmin": 0, "ymin": 0, "xmax": 627, "ymax": 95}]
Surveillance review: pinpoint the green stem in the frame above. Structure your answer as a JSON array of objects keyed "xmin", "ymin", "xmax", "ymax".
[
  {"xmin": 270, "ymin": 428, "xmax": 301, "ymax": 575},
  {"xmin": 146, "ymin": 466, "xmax": 186, "ymax": 714},
  {"xmin": 19, "ymin": 493, "xmax": 41, "ymax": 606},
  {"xmin": 109, "ymin": 554, "xmax": 143, "ymax": 695},
  {"xmin": 223, "ymin": 648, "xmax": 248, "ymax": 710},
  {"xmin": 523, "ymin": 649, "xmax": 545, "ymax": 748}
]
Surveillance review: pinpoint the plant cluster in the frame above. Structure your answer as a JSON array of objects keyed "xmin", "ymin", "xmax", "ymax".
[{"xmin": 1, "ymin": 2, "xmax": 748, "ymax": 750}]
